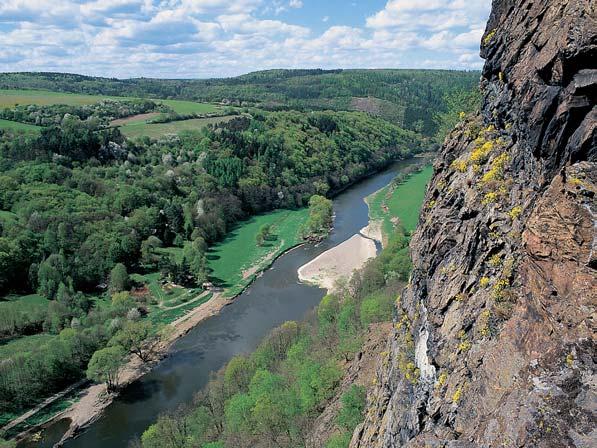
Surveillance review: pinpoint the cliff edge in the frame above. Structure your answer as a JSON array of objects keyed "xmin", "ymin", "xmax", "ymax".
[{"xmin": 353, "ymin": 0, "xmax": 596, "ymax": 447}]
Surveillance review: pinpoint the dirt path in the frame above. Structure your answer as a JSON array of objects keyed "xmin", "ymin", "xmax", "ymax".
[
  {"xmin": 0, "ymin": 380, "xmax": 87, "ymax": 434},
  {"xmin": 159, "ymin": 289, "xmax": 210, "ymax": 311}
]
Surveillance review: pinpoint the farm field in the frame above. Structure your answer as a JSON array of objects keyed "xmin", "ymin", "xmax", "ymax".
[
  {"xmin": 159, "ymin": 99, "xmax": 218, "ymax": 114},
  {"xmin": 367, "ymin": 165, "xmax": 433, "ymax": 237},
  {"xmin": 110, "ymin": 112, "xmax": 162, "ymax": 127},
  {"xmin": 208, "ymin": 208, "xmax": 310, "ymax": 297},
  {"xmin": 0, "ymin": 118, "xmax": 41, "ymax": 133},
  {"xmin": 0, "ymin": 88, "xmax": 219, "ymax": 115},
  {"xmin": 118, "ymin": 115, "xmax": 236, "ymax": 139},
  {"xmin": 0, "ymin": 89, "xmax": 127, "ymax": 107}
]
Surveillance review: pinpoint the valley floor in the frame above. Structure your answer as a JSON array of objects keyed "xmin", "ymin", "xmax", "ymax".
[{"xmin": 3, "ymin": 208, "xmax": 310, "ymax": 442}]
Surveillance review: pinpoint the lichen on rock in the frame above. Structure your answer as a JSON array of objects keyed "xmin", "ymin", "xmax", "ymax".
[{"xmin": 352, "ymin": 0, "xmax": 596, "ymax": 446}]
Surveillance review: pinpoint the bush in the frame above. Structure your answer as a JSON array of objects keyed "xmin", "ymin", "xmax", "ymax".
[
  {"xmin": 109, "ymin": 263, "xmax": 130, "ymax": 293},
  {"xmin": 337, "ymin": 385, "xmax": 367, "ymax": 430},
  {"xmin": 326, "ymin": 432, "xmax": 352, "ymax": 448},
  {"xmin": 360, "ymin": 292, "xmax": 394, "ymax": 327}
]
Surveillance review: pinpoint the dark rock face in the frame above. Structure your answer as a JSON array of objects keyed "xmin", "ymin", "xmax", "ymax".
[{"xmin": 352, "ymin": 0, "xmax": 596, "ymax": 447}]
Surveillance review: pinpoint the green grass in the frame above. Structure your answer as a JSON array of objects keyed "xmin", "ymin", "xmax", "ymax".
[
  {"xmin": 158, "ymin": 99, "xmax": 218, "ymax": 115},
  {"xmin": 155, "ymin": 246, "xmax": 185, "ymax": 263},
  {"xmin": 0, "ymin": 89, "xmax": 123, "ymax": 107},
  {"xmin": 118, "ymin": 115, "xmax": 236, "ymax": 139},
  {"xmin": 0, "ymin": 293, "xmax": 49, "ymax": 312},
  {"xmin": 0, "ymin": 88, "xmax": 218, "ymax": 115},
  {"xmin": 131, "ymin": 269, "xmax": 201, "ymax": 309},
  {"xmin": 207, "ymin": 208, "xmax": 309, "ymax": 297},
  {"xmin": 149, "ymin": 293, "xmax": 213, "ymax": 325},
  {"xmin": 367, "ymin": 165, "xmax": 433, "ymax": 237},
  {"xmin": 0, "ymin": 118, "xmax": 42, "ymax": 133},
  {"xmin": 0, "ymin": 88, "xmax": 226, "ymax": 139},
  {"xmin": 0, "ymin": 333, "xmax": 55, "ymax": 360}
]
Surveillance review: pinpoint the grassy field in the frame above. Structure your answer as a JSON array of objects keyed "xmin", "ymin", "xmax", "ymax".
[
  {"xmin": 149, "ymin": 292, "xmax": 213, "ymax": 326},
  {"xmin": 208, "ymin": 208, "xmax": 309, "ymax": 297},
  {"xmin": 159, "ymin": 99, "xmax": 218, "ymax": 115},
  {"xmin": 118, "ymin": 115, "xmax": 235, "ymax": 139},
  {"xmin": 0, "ymin": 88, "xmax": 227, "ymax": 139},
  {"xmin": 367, "ymin": 165, "xmax": 433, "ymax": 237},
  {"xmin": 0, "ymin": 333, "xmax": 55, "ymax": 360},
  {"xmin": 0, "ymin": 88, "xmax": 218, "ymax": 114},
  {"xmin": 0, "ymin": 89, "xmax": 125, "ymax": 107},
  {"xmin": 0, "ymin": 118, "xmax": 42, "ymax": 133},
  {"xmin": 0, "ymin": 293, "xmax": 49, "ymax": 313},
  {"xmin": 0, "ymin": 295, "xmax": 52, "ymax": 361}
]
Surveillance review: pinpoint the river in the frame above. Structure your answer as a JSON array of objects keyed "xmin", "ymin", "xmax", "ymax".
[{"xmin": 28, "ymin": 158, "xmax": 422, "ymax": 448}]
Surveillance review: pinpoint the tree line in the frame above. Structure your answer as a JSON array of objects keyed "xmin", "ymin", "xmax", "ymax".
[{"xmin": 0, "ymin": 70, "xmax": 480, "ymax": 137}]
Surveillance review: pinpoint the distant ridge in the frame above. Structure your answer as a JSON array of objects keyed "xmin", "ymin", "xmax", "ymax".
[{"xmin": 0, "ymin": 69, "xmax": 480, "ymax": 137}]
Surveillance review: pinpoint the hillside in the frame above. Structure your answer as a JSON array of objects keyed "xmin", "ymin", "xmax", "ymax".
[
  {"xmin": 354, "ymin": 0, "xmax": 596, "ymax": 446},
  {"xmin": 0, "ymin": 70, "xmax": 480, "ymax": 137}
]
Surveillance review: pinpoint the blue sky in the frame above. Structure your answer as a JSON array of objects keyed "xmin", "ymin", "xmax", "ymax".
[{"xmin": 0, "ymin": 0, "xmax": 492, "ymax": 79}]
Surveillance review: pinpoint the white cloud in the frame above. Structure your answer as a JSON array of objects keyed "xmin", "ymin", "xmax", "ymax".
[
  {"xmin": 0, "ymin": 0, "xmax": 492, "ymax": 78},
  {"xmin": 217, "ymin": 14, "xmax": 309, "ymax": 37},
  {"xmin": 367, "ymin": 0, "xmax": 489, "ymax": 31}
]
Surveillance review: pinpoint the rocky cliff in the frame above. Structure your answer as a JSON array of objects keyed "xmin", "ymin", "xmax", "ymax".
[{"xmin": 352, "ymin": 0, "xmax": 596, "ymax": 447}]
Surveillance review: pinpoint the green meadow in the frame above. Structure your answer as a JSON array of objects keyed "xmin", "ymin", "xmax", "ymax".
[
  {"xmin": 0, "ymin": 118, "xmax": 41, "ymax": 133},
  {"xmin": 118, "ymin": 115, "xmax": 235, "ymax": 139},
  {"xmin": 207, "ymin": 208, "xmax": 309, "ymax": 297},
  {"xmin": 367, "ymin": 165, "xmax": 433, "ymax": 237},
  {"xmin": 158, "ymin": 99, "xmax": 218, "ymax": 115},
  {"xmin": 0, "ymin": 89, "xmax": 125, "ymax": 107},
  {"xmin": 0, "ymin": 88, "xmax": 218, "ymax": 115}
]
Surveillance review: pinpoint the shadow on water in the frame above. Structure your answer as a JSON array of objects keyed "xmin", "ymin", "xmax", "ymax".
[{"xmin": 23, "ymin": 158, "xmax": 423, "ymax": 448}]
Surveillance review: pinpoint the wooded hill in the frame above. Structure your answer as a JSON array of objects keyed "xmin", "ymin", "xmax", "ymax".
[{"xmin": 0, "ymin": 70, "xmax": 480, "ymax": 138}]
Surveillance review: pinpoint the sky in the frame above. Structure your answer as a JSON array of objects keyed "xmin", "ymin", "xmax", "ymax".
[{"xmin": 0, "ymin": 0, "xmax": 493, "ymax": 79}]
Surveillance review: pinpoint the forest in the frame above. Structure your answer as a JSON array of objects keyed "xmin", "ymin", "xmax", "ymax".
[
  {"xmin": 0, "ymin": 105, "xmax": 421, "ymax": 419},
  {"xmin": 0, "ymin": 70, "xmax": 479, "ymax": 138}
]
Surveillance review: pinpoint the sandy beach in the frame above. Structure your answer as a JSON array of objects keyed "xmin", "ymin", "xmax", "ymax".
[
  {"xmin": 360, "ymin": 220, "xmax": 383, "ymax": 245},
  {"xmin": 297, "ymin": 234, "xmax": 377, "ymax": 292}
]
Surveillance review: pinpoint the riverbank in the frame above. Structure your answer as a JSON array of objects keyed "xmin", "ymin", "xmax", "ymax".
[
  {"xmin": 297, "ymin": 234, "xmax": 377, "ymax": 292},
  {"xmin": 54, "ymin": 290, "xmax": 232, "ymax": 444},
  {"xmin": 297, "ymin": 163, "xmax": 434, "ymax": 294},
  {"xmin": 8, "ymin": 209, "xmax": 310, "ymax": 445},
  {"xmin": 13, "ymin": 157, "xmax": 427, "ymax": 448},
  {"xmin": 17, "ymin": 241, "xmax": 311, "ymax": 446}
]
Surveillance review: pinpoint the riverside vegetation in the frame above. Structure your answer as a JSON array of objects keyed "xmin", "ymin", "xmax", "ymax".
[
  {"xmin": 0, "ymin": 70, "xmax": 479, "ymax": 442},
  {"xmin": 136, "ymin": 166, "xmax": 432, "ymax": 448},
  {"xmin": 0, "ymin": 105, "xmax": 419, "ymax": 433}
]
